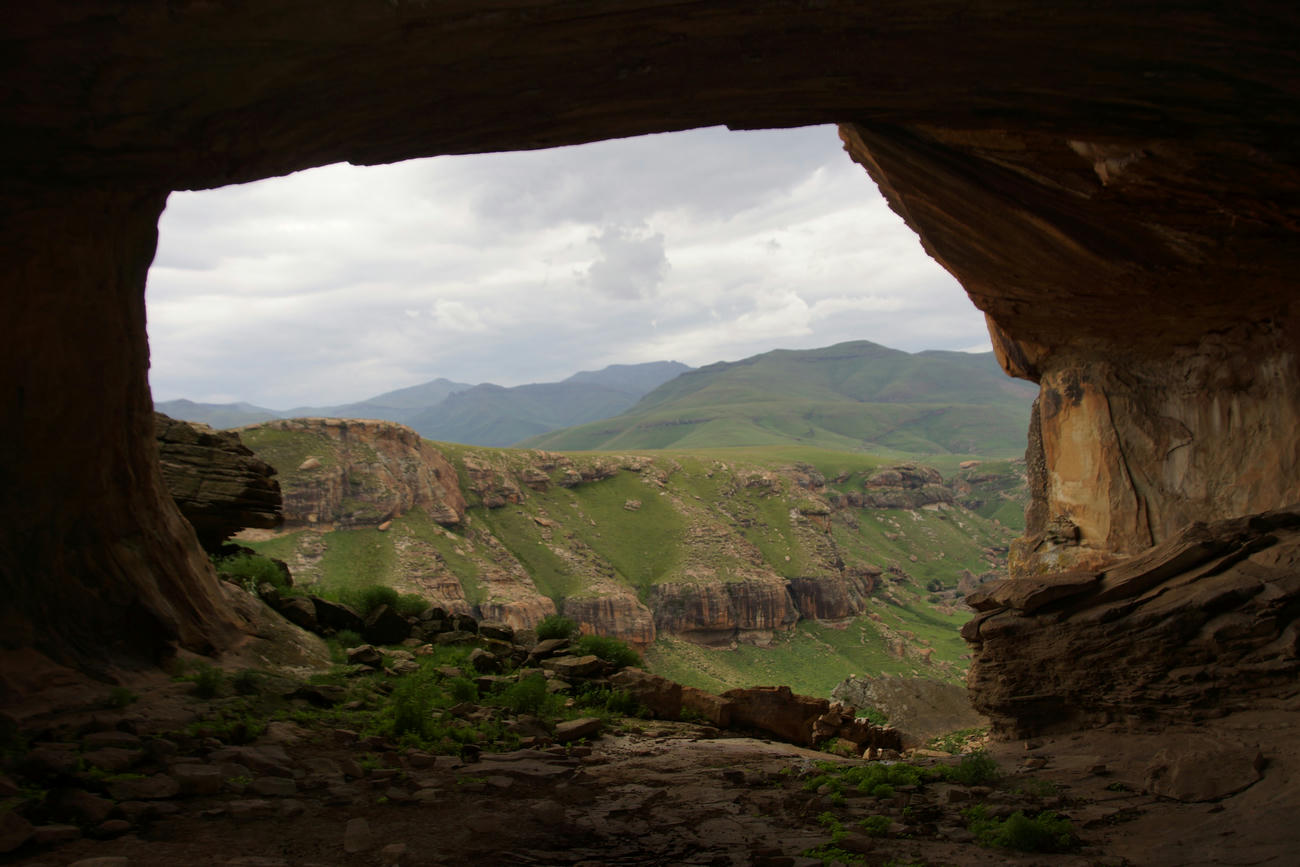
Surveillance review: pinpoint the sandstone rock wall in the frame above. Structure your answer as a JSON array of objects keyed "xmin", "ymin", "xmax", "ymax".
[
  {"xmin": 240, "ymin": 418, "xmax": 465, "ymax": 528},
  {"xmin": 1013, "ymin": 327, "xmax": 1300, "ymax": 576},
  {"xmin": 562, "ymin": 594, "xmax": 657, "ymax": 649},
  {"xmin": 650, "ymin": 578, "xmax": 799, "ymax": 646},
  {"xmin": 155, "ymin": 414, "xmax": 281, "ymax": 551},
  {"xmin": 965, "ymin": 509, "xmax": 1300, "ymax": 737}
]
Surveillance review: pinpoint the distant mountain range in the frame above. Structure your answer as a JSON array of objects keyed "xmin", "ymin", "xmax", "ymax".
[
  {"xmin": 520, "ymin": 341, "xmax": 1036, "ymax": 457},
  {"xmin": 157, "ymin": 342, "xmax": 1035, "ymax": 457},
  {"xmin": 155, "ymin": 361, "xmax": 692, "ymax": 446}
]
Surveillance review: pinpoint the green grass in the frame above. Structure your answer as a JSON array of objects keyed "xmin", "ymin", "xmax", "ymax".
[
  {"xmin": 237, "ymin": 427, "xmax": 338, "ymax": 478},
  {"xmin": 239, "ymin": 432, "xmax": 1020, "ymax": 695},
  {"xmin": 519, "ymin": 341, "xmax": 1034, "ymax": 457}
]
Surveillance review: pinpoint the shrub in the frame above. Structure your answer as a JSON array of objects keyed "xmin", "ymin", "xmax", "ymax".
[
  {"xmin": 395, "ymin": 593, "xmax": 428, "ymax": 617},
  {"xmin": 231, "ymin": 669, "xmax": 263, "ymax": 696},
  {"xmin": 573, "ymin": 634, "xmax": 642, "ymax": 669},
  {"xmin": 536, "ymin": 615, "xmax": 579, "ymax": 641},
  {"xmin": 386, "ymin": 668, "xmax": 443, "ymax": 739},
  {"xmin": 857, "ymin": 707, "xmax": 888, "ymax": 727},
  {"xmin": 335, "ymin": 629, "xmax": 363, "ymax": 649},
  {"xmin": 575, "ymin": 686, "xmax": 644, "ymax": 718},
  {"xmin": 941, "ymin": 749, "xmax": 1000, "ymax": 786},
  {"xmin": 964, "ymin": 805, "xmax": 1079, "ymax": 852},
  {"xmin": 215, "ymin": 552, "xmax": 289, "ymax": 593},
  {"xmin": 446, "ymin": 676, "xmax": 479, "ymax": 703},
  {"xmin": 342, "ymin": 584, "xmax": 399, "ymax": 616},
  {"xmin": 859, "ymin": 815, "xmax": 892, "ymax": 838},
  {"xmin": 188, "ymin": 663, "xmax": 225, "ymax": 699},
  {"xmin": 489, "ymin": 674, "xmax": 562, "ymax": 717}
]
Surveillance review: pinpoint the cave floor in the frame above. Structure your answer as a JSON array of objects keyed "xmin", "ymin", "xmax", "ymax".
[{"xmin": 5, "ymin": 671, "xmax": 1299, "ymax": 867}]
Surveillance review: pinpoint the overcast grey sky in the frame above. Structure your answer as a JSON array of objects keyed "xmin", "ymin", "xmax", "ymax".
[{"xmin": 146, "ymin": 124, "xmax": 990, "ymax": 409}]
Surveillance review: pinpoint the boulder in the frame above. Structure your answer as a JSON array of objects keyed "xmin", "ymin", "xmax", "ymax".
[
  {"xmin": 477, "ymin": 621, "xmax": 515, "ymax": 642},
  {"xmin": 469, "ymin": 648, "xmax": 502, "ymax": 674},
  {"xmin": 610, "ymin": 668, "xmax": 682, "ymax": 719},
  {"xmin": 680, "ymin": 687, "xmax": 733, "ymax": 729},
  {"xmin": 275, "ymin": 595, "xmax": 319, "ymax": 632},
  {"xmin": 347, "ymin": 645, "xmax": 383, "ymax": 668},
  {"xmin": 545, "ymin": 655, "xmax": 606, "ymax": 680},
  {"xmin": 363, "ymin": 605, "xmax": 411, "ymax": 646},
  {"xmin": 721, "ymin": 686, "xmax": 828, "ymax": 747},
  {"xmin": 553, "ymin": 717, "xmax": 603, "ymax": 744},
  {"xmin": 155, "ymin": 413, "xmax": 282, "ymax": 552},
  {"xmin": 312, "ymin": 597, "xmax": 366, "ymax": 634}
]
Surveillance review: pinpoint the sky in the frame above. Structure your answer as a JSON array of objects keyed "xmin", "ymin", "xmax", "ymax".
[{"xmin": 146, "ymin": 124, "xmax": 990, "ymax": 409}]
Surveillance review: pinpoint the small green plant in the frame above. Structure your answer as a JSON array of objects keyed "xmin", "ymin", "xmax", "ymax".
[
  {"xmin": 214, "ymin": 552, "xmax": 290, "ymax": 594},
  {"xmin": 963, "ymin": 804, "xmax": 1079, "ymax": 852},
  {"xmin": 926, "ymin": 725, "xmax": 988, "ymax": 754},
  {"xmin": 575, "ymin": 686, "xmax": 643, "ymax": 718},
  {"xmin": 817, "ymin": 811, "xmax": 847, "ymax": 843},
  {"xmin": 446, "ymin": 676, "xmax": 479, "ymax": 703},
  {"xmin": 573, "ymin": 634, "xmax": 642, "ymax": 669},
  {"xmin": 335, "ymin": 629, "xmax": 363, "ymax": 648},
  {"xmin": 387, "ymin": 670, "xmax": 440, "ymax": 738},
  {"xmin": 106, "ymin": 686, "xmax": 138, "ymax": 708},
  {"xmin": 856, "ymin": 707, "xmax": 888, "ymax": 727},
  {"xmin": 536, "ymin": 615, "xmax": 579, "ymax": 641},
  {"xmin": 231, "ymin": 669, "xmax": 263, "ymax": 696},
  {"xmin": 488, "ymin": 674, "xmax": 562, "ymax": 716},
  {"xmin": 937, "ymin": 749, "xmax": 999, "ymax": 786},
  {"xmin": 395, "ymin": 593, "xmax": 428, "ymax": 617},
  {"xmin": 1105, "ymin": 781, "xmax": 1132, "ymax": 792},
  {"xmin": 187, "ymin": 663, "xmax": 225, "ymax": 699},
  {"xmin": 343, "ymin": 584, "xmax": 400, "ymax": 616},
  {"xmin": 859, "ymin": 815, "xmax": 892, "ymax": 837}
]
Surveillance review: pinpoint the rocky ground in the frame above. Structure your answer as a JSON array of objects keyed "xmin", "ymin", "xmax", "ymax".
[{"xmin": 5, "ymin": 660, "xmax": 1297, "ymax": 867}]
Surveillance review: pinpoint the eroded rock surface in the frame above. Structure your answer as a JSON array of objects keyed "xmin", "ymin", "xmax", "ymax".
[
  {"xmin": 155, "ymin": 414, "xmax": 281, "ymax": 552},
  {"xmin": 238, "ymin": 419, "xmax": 464, "ymax": 528},
  {"xmin": 965, "ymin": 508, "xmax": 1300, "ymax": 737}
]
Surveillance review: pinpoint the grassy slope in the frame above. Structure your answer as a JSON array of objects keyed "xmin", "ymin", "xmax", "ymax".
[
  {"xmin": 242, "ymin": 428, "xmax": 1025, "ymax": 699},
  {"xmin": 520, "ymin": 341, "xmax": 1035, "ymax": 457}
]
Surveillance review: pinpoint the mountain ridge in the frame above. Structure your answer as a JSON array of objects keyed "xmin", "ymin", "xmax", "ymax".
[
  {"xmin": 155, "ymin": 360, "xmax": 690, "ymax": 439},
  {"xmin": 520, "ymin": 340, "xmax": 1035, "ymax": 456}
]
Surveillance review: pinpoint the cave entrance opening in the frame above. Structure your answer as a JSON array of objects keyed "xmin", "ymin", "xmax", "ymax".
[{"xmin": 145, "ymin": 124, "xmax": 990, "ymax": 417}]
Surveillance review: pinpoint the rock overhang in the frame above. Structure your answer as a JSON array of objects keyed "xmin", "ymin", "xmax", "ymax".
[{"xmin": 2, "ymin": 2, "xmax": 1299, "ymax": 708}]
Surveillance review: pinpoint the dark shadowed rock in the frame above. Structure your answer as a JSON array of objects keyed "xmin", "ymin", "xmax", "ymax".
[
  {"xmin": 610, "ymin": 668, "xmax": 683, "ymax": 719},
  {"xmin": 363, "ymin": 605, "xmax": 411, "ymax": 646},
  {"xmin": 155, "ymin": 413, "xmax": 282, "ymax": 552},
  {"xmin": 312, "ymin": 597, "xmax": 365, "ymax": 634}
]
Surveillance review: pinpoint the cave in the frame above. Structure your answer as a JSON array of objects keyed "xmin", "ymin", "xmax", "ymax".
[{"xmin": 3, "ymin": 2, "xmax": 1298, "ymax": 740}]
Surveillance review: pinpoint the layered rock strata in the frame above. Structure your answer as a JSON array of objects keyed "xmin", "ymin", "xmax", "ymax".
[
  {"xmin": 155, "ymin": 414, "xmax": 281, "ymax": 552},
  {"xmin": 964, "ymin": 508, "xmax": 1300, "ymax": 737},
  {"xmin": 239, "ymin": 419, "xmax": 464, "ymax": 528},
  {"xmin": 649, "ymin": 578, "xmax": 799, "ymax": 647}
]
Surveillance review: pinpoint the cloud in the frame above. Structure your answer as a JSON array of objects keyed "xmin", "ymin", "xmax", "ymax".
[
  {"xmin": 584, "ymin": 224, "xmax": 670, "ymax": 300},
  {"xmin": 145, "ymin": 124, "xmax": 991, "ymax": 408}
]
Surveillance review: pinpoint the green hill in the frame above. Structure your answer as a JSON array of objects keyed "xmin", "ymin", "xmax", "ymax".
[{"xmin": 518, "ymin": 341, "xmax": 1035, "ymax": 457}]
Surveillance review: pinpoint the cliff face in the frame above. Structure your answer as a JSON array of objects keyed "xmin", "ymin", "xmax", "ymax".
[
  {"xmin": 650, "ymin": 578, "xmax": 800, "ymax": 647},
  {"xmin": 238, "ymin": 419, "xmax": 465, "ymax": 529},
  {"xmin": 3, "ymin": 1, "xmax": 1297, "ymax": 725}
]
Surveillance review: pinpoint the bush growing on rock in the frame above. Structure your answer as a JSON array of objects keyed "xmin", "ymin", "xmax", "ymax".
[
  {"xmin": 537, "ymin": 615, "xmax": 579, "ymax": 641},
  {"xmin": 395, "ymin": 593, "xmax": 429, "ymax": 617},
  {"xmin": 215, "ymin": 551, "xmax": 290, "ymax": 594},
  {"xmin": 574, "ymin": 634, "xmax": 642, "ymax": 669},
  {"xmin": 341, "ymin": 584, "xmax": 399, "ymax": 616},
  {"xmin": 963, "ymin": 804, "xmax": 1078, "ymax": 852}
]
